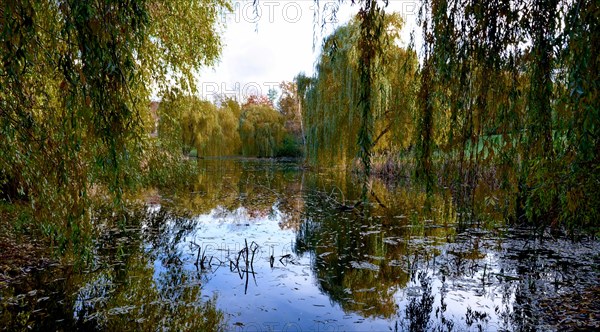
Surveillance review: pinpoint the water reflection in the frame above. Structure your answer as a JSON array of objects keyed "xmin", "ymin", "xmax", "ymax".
[
  {"xmin": 1, "ymin": 159, "xmax": 599, "ymax": 331},
  {"xmin": 1, "ymin": 208, "xmax": 224, "ymax": 331}
]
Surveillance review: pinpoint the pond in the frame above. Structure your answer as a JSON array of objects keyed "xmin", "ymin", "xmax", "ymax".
[{"xmin": 1, "ymin": 159, "xmax": 599, "ymax": 331}]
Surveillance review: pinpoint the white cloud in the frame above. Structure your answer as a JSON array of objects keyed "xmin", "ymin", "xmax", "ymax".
[{"xmin": 198, "ymin": 0, "xmax": 420, "ymax": 101}]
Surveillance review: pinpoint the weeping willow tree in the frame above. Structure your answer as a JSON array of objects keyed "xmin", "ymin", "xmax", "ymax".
[
  {"xmin": 302, "ymin": 21, "xmax": 361, "ymax": 167},
  {"xmin": 215, "ymin": 100, "xmax": 243, "ymax": 156},
  {"xmin": 0, "ymin": 0, "xmax": 230, "ymax": 254},
  {"xmin": 239, "ymin": 103, "xmax": 287, "ymax": 158},
  {"xmin": 305, "ymin": 0, "xmax": 598, "ymax": 229},
  {"xmin": 161, "ymin": 94, "xmax": 293, "ymax": 159},
  {"xmin": 159, "ymin": 95, "xmax": 243, "ymax": 158},
  {"xmin": 414, "ymin": 0, "xmax": 600, "ymax": 230},
  {"xmin": 301, "ymin": 10, "xmax": 418, "ymax": 172}
]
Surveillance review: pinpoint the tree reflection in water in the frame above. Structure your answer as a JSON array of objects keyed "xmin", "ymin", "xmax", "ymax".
[
  {"xmin": 405, "ymin": 271, "xmax": 434, "ymax": 332},
  {"xmin": 2, "ymin": 160, "xmax": 599, "ymax": 330}
]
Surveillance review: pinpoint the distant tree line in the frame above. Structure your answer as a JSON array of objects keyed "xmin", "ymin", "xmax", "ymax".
[{"xmin": 159, "ymin": 84, "xmax": 304, "ymax": 159}]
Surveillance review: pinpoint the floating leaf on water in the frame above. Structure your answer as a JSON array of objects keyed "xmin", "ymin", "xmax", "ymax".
[
  {"xmin": 383, "ymin": 238, "xmax": 398, "ymax": 245},
  {"xmin": 388, "ymin": 260, "xmax": 403, "ymax": 267},
  {"xmin": 107, "ymin": 305, "xmax": 136, "ymax": 315},
  {"xmin": 83, "ymin": 312, "xmax": 101, "ymax": 323},
  {"xmin": 360, "ymin": 230, "xmax": 380, "ymax": 236},
  {"xmin": 355, "ymin": 287, "xmax": 376, "ymax": 293},
  {"xmin": 405, "ymin": 286, "xmax": 422, "ymax": 297}
]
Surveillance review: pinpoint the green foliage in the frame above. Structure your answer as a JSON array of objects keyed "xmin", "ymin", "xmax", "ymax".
[
  {"xmin": 0, "ymin": 0, "xmax": 229, "ymax": 253},
  {"xmin": 304, "ymin": 0, "xmax": 599, "ymax": 230},
  {"xmin": 160, "ymin": 93, "xmax": 303, "ymax": 159},
  {"xmin": 299, "ymin": 12, "xmax": 418, "ymax": 168},
  {"xmin": 410, "ymin": 0, "xmax": 600, "ymax": 230},
  {"xmin": 239, "ymin": 104, "xmax": 286, "ymax": 158},
  {"xmin": 162, "ymin": 94, "xmax": 243, "ymax": 158},
  {"xmin": 276, "ymin": 134, "xmax": 304, "ymax": 158}
]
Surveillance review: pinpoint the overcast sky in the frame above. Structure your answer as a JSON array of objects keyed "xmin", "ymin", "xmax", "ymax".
[{"xmin": 198, "ymin": 0, "xmax": 420, "ymax": 102}]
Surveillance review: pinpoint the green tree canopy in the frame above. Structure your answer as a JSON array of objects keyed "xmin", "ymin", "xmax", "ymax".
[
  {"xmin": 0, "ymin": 0, "xmax": 230, "ymax": 251},
  {"xmin": 300, "ymin": 12, "xmax": 418, "ymax": 167},
  {"xmin": 239, "ymin": 103, "xmax": 286, "ymax": 158}
]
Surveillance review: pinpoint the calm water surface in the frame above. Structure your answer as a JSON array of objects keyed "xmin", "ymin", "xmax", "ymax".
[{"xmin": 1, "ymin": 159, "xmax": 599, "ymax": 331}]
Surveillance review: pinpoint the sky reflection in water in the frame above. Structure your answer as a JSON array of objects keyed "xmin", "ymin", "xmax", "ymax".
[{"xmin": 2, "ymin": 159, "xmax": 599, "ymax": 331}]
